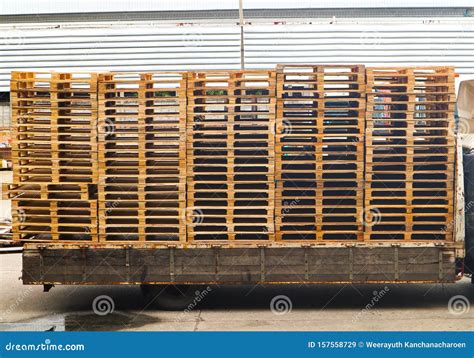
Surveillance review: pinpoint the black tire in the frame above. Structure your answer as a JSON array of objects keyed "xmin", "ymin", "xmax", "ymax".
[{"xmin": 141, "ymin": 284, "xmax": 206, "ymax": 311}]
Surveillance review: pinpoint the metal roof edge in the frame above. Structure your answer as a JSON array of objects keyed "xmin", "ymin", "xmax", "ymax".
[{"xmin": 1, "ymin": 7, "xmax": 472, "ymax": 24}]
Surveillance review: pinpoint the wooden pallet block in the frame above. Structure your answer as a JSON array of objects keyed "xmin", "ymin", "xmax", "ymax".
[
  {"xmin": 366, "ymin": 154, "xmax": 455, "ymax": 167},
  {"xmin": 11, "ymin": 197, "xmax": 98, "ymax": 242},
  {"xmin": 365, "ymin": 67, "xmax": 455, "ymax": 94},
  {"xmin": 12, "ymin": 198, "xmax": 97, "ymax": 211},
  {"xmin": 3, "ymin": 183, "xmax": 94, "ymax": 201},
  {"xmin": 12, "ymin": 157, "xmax": 98, "ymax": 171},
  {"xmin": 13, "ymin": 233, "xmax": 98, "ymax": 242},
  {"xmin": 277, "ymin": 64, "xmax": 366, "ymax": 95},
  {"xmin": 275, "ymin": 230, "xmax": 364, "ymax": 242},
  {"xmin": 366, "ymin": 110, "xmax": 455, "ymax": 121},
  {"xmin": 365, "ymin": 118, "xmax": 453, "ymax": 129},
  {"xmin": 13, "ymin": 171, "xmax": 98, "ymax": 185},
  {"xmin": 366, "ymin": 93, "xmax": 456, "ymax": 105},
  {"xmin": 363, "ymin": 231, "xmax": 453, "ymax": 241},
  {"xmin": 11, "ymin": 71, "xmax": 98, "ymax": 92}
]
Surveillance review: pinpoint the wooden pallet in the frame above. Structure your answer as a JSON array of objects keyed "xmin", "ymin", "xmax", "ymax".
[
  {"xmin": 11, "ymin": 199, "xmax": 98, "ymax": 241},
  {"xmin": 11, "ymin": 72, "xmax": 97, "ymax": 91},
  {"xmin": 275, "ymin": 65, "xmax": 366, "ymax": 241},
  {"xmin": 3, "ymin": 183, "xmax": 95, "ymax": 201},
  {"xmin": 97, "ymin": 72, "xmax": 187, "ymax": 243},
  {"xmin": 186, "ymin": 70, "xmax": 276, "ymax": 242},
  {"xmin": 365, "ymin": 67, "xmax": 455, "ymax": 94}
]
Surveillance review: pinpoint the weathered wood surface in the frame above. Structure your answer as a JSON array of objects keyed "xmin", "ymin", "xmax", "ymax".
[{"xmin": 22, "ymin": 246, "xmax": 457, "ymax": 284}]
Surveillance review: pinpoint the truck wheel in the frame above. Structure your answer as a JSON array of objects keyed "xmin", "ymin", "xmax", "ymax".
[{"xmin": 141, "ymin": 284, "xmax": 204, "ymax": 311}]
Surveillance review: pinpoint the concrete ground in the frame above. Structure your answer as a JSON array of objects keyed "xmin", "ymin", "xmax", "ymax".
[{"xmin": 0, "ymin": 253, "xmax": 473, "ymax": 331}]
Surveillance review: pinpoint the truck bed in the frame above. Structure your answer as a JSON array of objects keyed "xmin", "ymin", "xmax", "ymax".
[{"xmin": 22, "ymin": 243, "xmax": 459, "ymax": 285}]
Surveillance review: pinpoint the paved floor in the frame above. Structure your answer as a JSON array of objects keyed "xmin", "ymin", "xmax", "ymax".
[{"xmin": 0, "ymin": 253, "xmax": 473, "ymax": 331}]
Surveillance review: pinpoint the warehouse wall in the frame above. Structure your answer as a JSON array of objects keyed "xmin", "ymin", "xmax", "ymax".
[{"xmin": 0, "ymin": 19, "xmax": 473, "ymax": 91}]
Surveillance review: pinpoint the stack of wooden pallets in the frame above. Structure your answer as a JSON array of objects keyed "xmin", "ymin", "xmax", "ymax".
[
  {"xmin": 275, "ymin": 65, "xmax": 366, "ymax": 241},
  {"xmin": 97, "ymin": 72, "xmax": 187, "ymax": 242},
  {"xmin": 7, "ymin": 72, "xmax": 98, "ymax": 241},
  {"xmin": 186, "ymin": 70, "xmax": 276, "ymax": 242},
  {"xmin": 364, "ymin": 67, "xmax": 456, "ymax": 240},
  {"xmin": 6, "ymin": 66, "xmax": 456, "ymax": 245}
]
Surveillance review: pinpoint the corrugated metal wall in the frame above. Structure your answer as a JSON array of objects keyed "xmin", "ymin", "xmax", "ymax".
[
  {"xmin": 245, "ymin": 24, "xmax": 474, "ymax": 70},
  {"xmin": 0, "ymin": 20, "xmax": 473, "ymax": 91},
  {"xmin": 0, "ymin": 26, "xmax": 241, "ymax": 91}
]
